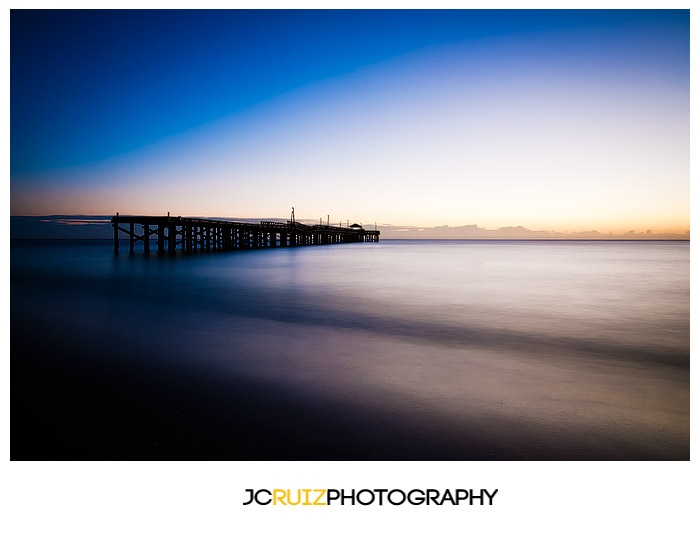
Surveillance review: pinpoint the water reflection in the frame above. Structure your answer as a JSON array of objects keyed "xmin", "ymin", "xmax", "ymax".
[{"xmin": 11, "ymin": 239, "xmax": 689, "ymax": 460}]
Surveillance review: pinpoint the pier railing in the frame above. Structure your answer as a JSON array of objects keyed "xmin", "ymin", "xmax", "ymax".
[{"xmin": 111, "ymin": 214, "xmax": 379, "ymax": 254}]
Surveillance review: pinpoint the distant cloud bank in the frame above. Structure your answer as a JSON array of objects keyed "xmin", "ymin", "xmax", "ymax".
[
  {"xmin": 378, "ymin": 224, "xmax": 689, "ymax": 240},
  {"xmin": 10, "ymin": 216, "xmax": 689, "ymax": 240}
]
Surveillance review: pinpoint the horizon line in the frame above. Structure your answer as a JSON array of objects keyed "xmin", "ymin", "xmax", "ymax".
[
  {"xmin": 9, "ymin": 214, "xmax": 690, "ymax": 241},
  {"xmin": 8, "ymin": 213, "xmax": 690, "ymax": 232}
]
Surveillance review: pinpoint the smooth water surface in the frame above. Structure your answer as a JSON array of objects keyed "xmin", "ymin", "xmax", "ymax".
[{"xmin": 11, "ymin": 239, "xmax": 689, "ymax": 460}]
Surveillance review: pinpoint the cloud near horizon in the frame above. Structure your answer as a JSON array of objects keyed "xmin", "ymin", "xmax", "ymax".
[{"xmin": 380, "ymin": 223, "xmax": 689, "ymax": 240}]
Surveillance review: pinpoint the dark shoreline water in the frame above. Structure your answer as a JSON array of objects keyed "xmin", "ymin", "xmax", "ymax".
[{"xmin": 11, "ymin": 239, "xmax": 689, "ymax": 460}]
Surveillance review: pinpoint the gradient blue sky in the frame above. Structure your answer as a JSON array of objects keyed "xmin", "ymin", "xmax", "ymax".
[{"xmin": 11, "ymin": 9, "xmax": 689, "ymax": 231}]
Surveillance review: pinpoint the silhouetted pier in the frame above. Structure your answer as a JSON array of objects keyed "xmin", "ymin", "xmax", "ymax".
[{"xmin": 111, "ymin": 213, "xmax": 379, "ymax": 254}]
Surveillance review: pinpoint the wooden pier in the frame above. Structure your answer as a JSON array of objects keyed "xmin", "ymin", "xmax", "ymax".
[{"xmin": 111, "ymin": 213, "xmax": 380, "ymax": 254}]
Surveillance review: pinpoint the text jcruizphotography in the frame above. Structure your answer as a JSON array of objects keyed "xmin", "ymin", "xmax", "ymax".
[{"xmin": 243, "ymin": 489, "xmax": 498, "ymax": 506}]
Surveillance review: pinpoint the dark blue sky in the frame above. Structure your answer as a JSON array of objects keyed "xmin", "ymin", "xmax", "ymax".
[{"xmin": 11, "ymin": 9, "xmax": 688, "ymax": 175}]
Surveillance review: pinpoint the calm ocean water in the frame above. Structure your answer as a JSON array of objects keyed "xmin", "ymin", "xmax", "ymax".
[{"xmin": 11, "ymin": 239, "xmax": 689, "ymax": 460}]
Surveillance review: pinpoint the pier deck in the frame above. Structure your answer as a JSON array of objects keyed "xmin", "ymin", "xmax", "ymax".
[{"xmin": 111, "ymin": 214, "xmax": 379, "ymax": 254}]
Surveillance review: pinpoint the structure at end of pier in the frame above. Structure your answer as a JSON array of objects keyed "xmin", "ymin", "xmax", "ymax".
[{"xmin": 111, "ymin": 211, "xmax": 379, "ymax": 254}]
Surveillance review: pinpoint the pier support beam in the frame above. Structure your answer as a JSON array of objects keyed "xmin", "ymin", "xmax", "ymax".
[
  {"xmin": 158, "ymin": 225, "xmax": 165, "ymax": 255},
  {"xmin": 168, "ymin": 222, "xmax": 176, "ymax": 254},
  {"xmin": 113, "ymin": 216, "xmax": 119, "ymax": 254}
]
